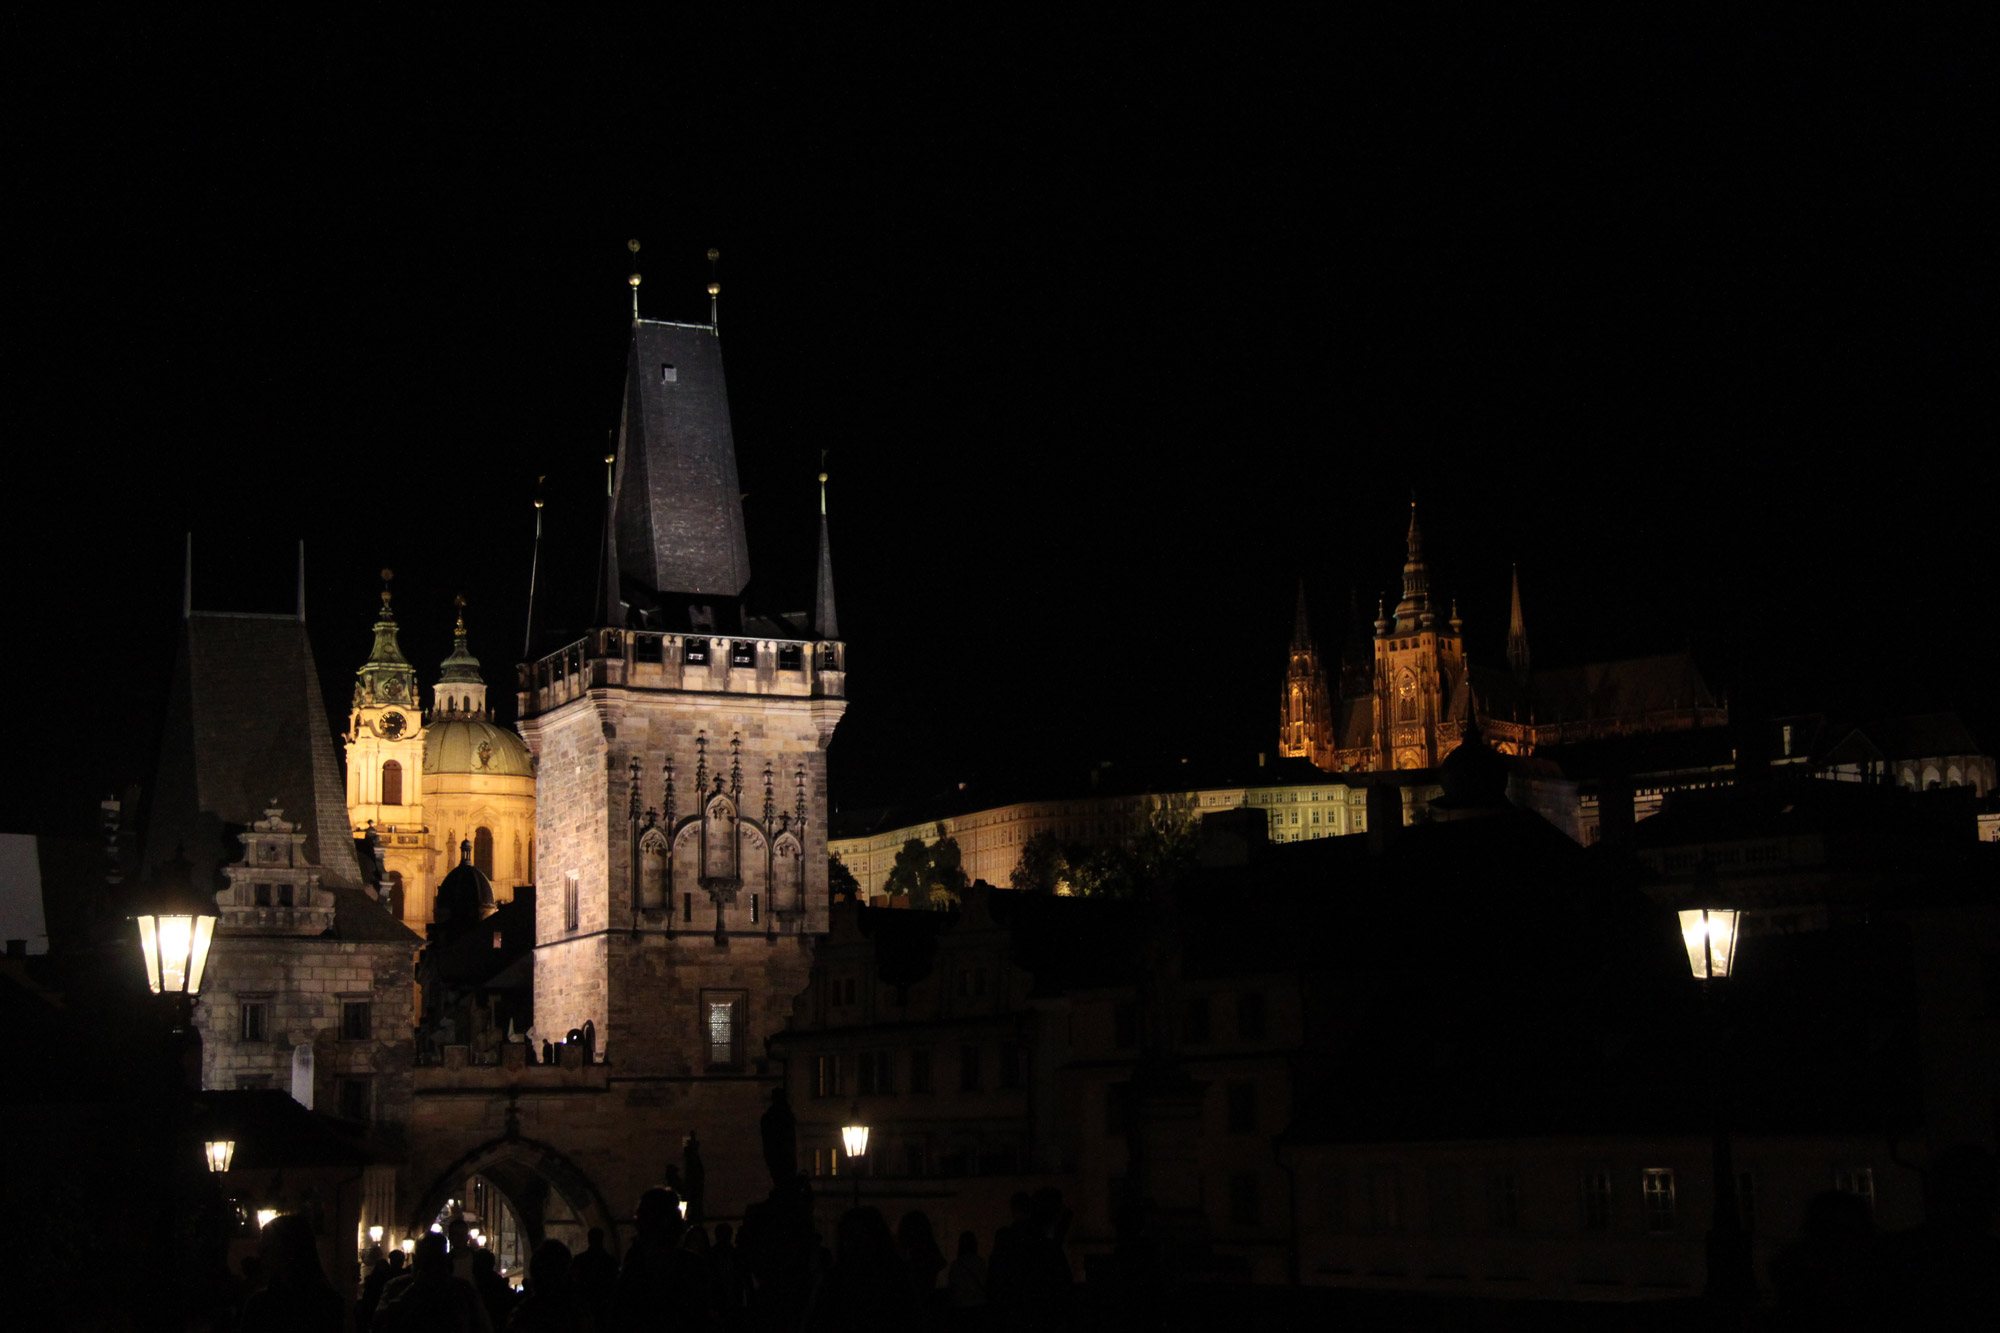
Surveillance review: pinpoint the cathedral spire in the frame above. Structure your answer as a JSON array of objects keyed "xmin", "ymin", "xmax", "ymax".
[
  {"xmin": 1289, "ymin": 578, "xmax": 1311, "ymax": 649},
  {"xmin": 1507, "ymin": 563, "xmax": 1530, "ymax": 677},
  {"xmin": 814, "ymin": 466, "xmax": 839, "ymax": 639},
  {"xmin": 1392, "ymin": 500, "xmax": 1432, "ymax": 632}
]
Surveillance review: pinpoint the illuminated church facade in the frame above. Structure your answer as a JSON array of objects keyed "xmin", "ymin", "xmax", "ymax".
[{"xmin": 1280, "ymin": 506, "xmax": 1728, "ymax": 772}]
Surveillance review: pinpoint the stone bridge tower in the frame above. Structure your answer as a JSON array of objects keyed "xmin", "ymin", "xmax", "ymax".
[{"xmin": 508, "ymin": 315, "xmax": 845, "ymax": 1210}]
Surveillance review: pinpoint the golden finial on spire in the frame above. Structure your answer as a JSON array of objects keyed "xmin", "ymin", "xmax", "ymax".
[
  {"xmin": 380, "ymin": 568, "xmax": 394, "ymax": 612},
  {"xmin": 454, "ymin": 593, "xmax": 467, "ymax": 635},
  {"xmin": 707, "ymin": 247, "xmax": 721, "ymax": 329},
  {"xmin": 627, "ymin": 238, "xmax": 642, "ymax": 320},
  {"xmin": 818, "ymin": 447, "xmax": 829, "ymax": 517}
]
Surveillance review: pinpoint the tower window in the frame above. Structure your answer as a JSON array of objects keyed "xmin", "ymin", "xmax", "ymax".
[
  {"xmin": 381, "ymin": 760, "xmax": 403, "ymax": 806},
  {"xmin": 731, "ymin": 640, "xmax": 756, "ymax": 667},
  {"xmin": 564, "ymin": 874, "xmax": 580, "ymax": 932},
  {"xmin": 684, "ymin": 638, "xmax": 709, "ymax": 665},
  {"xmin": 474, "ymin": 827, "xmax": 494, "ymax": 879},
  {"xmin": 777, "ymin": 644, "xmax": 803, "ymax": 671}
]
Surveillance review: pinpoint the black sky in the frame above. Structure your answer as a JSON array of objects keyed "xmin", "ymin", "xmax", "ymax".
[{"xmin": 9, "ymin": 11, "xmax": 1993, "ymax": 836}]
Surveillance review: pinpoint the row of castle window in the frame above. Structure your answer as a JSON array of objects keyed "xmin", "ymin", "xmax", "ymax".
[
  {"xmin": 235, "ymin": 998, "xmax": 371, "ymax": 1044},
  {"xmin": 811, "ymin": 1043, "xmax": 1024, "ymax": 1099}
]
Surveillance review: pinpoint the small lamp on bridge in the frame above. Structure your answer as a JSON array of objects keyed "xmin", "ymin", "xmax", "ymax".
[
  {"xmin": 203, "ymin": 1139, "xmax": 235, "ymax": 1173},
  {"xmin": 368, "ymin": 1225, "xmax": 384, "ymax": 1245},
  {"xmin": 132, "ymin": 854, "xmax": 219, "ymax": 1003},
  {"xmin": 1677, "ymin": 905, "xmax": 1741, "ymax": 980}
]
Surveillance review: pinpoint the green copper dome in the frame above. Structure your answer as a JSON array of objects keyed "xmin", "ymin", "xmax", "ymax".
[{"xmin": 423, "ymin": 719, "xmax": 533, "ymax": 778}]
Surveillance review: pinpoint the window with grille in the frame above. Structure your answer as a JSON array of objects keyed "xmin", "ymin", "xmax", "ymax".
[
  {"xmin": 239, "ymin": 998, "xmax": 269, "ymax": 1043},
  {"xmin": 703, "ymin": 991, "xmax": 745, "ymax": 1068},
  {"xmin": 1642, "ymin": 1168, "xmax": 1677, "ymax": 1233}
]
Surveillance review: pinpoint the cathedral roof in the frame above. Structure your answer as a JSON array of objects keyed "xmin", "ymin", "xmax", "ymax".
[
  {"xmin": 613, "ymin": 320, "xmax": 750, "ymax": 602},
  {"xmin": 147, "ymin": 613, "xmax": 361, "ymax": 891},
  {"xmin": 424, "ymin": 719, "xmax": 534, "ymax": 778},
  {"xmin": 1470, "ymin": 651, "xmax": 1718, "ymax": 723}
]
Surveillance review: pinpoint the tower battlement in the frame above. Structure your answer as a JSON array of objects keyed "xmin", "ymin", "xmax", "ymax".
[{"xmin": 517, "ymin": 629, "xmax": 845, "ymax": 720}]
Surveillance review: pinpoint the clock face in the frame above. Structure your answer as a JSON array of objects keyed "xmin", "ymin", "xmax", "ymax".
[
  {"xmin": 1397, "ymin": 668, "xmax": 1417, "ymax": 700},
  {"xmin": 380, "ymin": 712, "xmax": 407, "ymax": 739}
]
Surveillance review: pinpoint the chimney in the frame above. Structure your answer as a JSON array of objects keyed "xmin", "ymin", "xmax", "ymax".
[{"xmin": 1366, "ymin": 783, "xmax": 1403, "ymax": 856}]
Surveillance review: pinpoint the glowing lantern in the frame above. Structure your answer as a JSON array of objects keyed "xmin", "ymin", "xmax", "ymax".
[
  {"xmin": 1678, "ymin": 907, "xmax": 1741, "ymax": 980},
  {"xmin": 256, "ymin": 1209, "xmax": 279, "ymax": 1231},
  {"xmin": 841, "ymin": 1121, "xmax": 870, "ymax": 1160},
  {"xmin": 203, "ymin": 1139, "xmax": 235, "ymax": 1173},
  {"xmin": 131, "ymin": 855, "xmax": 219, "ymax": 998}
]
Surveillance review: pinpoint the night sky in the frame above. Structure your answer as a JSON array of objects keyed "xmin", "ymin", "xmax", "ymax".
[{"xmin": 10, "ymin": 13, "xmax": 1992, "ymax": 837}]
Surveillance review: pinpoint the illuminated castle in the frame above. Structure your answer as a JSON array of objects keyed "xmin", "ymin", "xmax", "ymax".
[{"xmin": 1281, "ymin": 505, "xmax": 1727, "ymax": 771}]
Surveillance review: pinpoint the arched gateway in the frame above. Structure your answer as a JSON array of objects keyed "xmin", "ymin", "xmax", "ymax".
[{"xmin": 409, "ymin": 1134, "xmax": 619, "ymax": 1262}]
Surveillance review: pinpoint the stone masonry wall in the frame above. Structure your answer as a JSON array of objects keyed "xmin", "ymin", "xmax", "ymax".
[{"xmin": 200, "ymin": 935, "xmax": 418, "ymax": 1139}]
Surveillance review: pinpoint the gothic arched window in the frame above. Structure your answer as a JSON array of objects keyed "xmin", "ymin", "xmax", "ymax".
[
  {"xmin": 382, "ymin": 760, "xmax": 403, "ymax": 806},
  {"xmin": 640, "ymin": 828, "xmax": 668, "ymax": 910},
  {"xmin": 474, "ymin": 826, "xmax": 494, "ymax": 878}
]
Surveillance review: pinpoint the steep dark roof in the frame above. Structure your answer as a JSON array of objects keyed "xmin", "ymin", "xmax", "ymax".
[
  {"xmin": 1826, "ymin": 713, "xmax": 1987, "ymax": 764},
  {"xmin": 330, "ymin": 885, "xmax": 424, "ymax": 944},
  {"xmin": 613, "ymin": 320, "xmax": 750, "ymax": 601},
  {"xmin": 1470, "ymin": 651, "xmax": 1717, "ymax": 725},
  {"xmin": 145, "ymin": 614, "xmax": 359, "ymax": 891}
]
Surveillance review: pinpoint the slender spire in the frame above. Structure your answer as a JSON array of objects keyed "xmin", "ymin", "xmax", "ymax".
[
  {"xmin": 814, "ymin": 462, "xmax": 840, "ymax": 639},
  {"xmin": 627, "ymin": 239, "xmax": 642, "ymax": 322},
  {"xmin": 523, "ymin": 478, "xmax": 545, "ymax": 659},
  {"xmin": 1289, "ymin": 578, "xmax": 1311, "ymax": 649},
  {"xmin": 599, "ymin": 442, "xmax": 625, "ymax": 629},
  {"xmin": 1507, "ymin": 563, "xmax": 1530, "ymax": 677}
]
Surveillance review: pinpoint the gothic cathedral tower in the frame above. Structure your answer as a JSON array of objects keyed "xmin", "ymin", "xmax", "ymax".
[
  {"xmin": 346, "ymin": 575, "xmax": 433, "ymax": 922},
  {"xmin": 518, "ymin": 316, "xmax": 846, "ymax": 1100},
  {"xmin": 1371, "ymin": 504, "xmax": 1467, "ymax": 769},
  {"xmin": 1278, "ymin": 581, "xmax": 1334, "ymax": 767}
]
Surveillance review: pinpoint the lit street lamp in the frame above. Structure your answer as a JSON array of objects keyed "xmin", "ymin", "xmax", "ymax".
[
  {"xmin": 1679, "ymin": 880, "xmax": 1754, "ymax": 1301},
  {"xmin": 204, "ymin": 1139, "xmax": 235, "ymax": 1173},
  {"xmin": 133, "ymin": 855, "xmax": 220, "ymax": 1012},
  {"xmin": 841, "ymin": 1116, "xmax": 870, "ymax": 1209}
]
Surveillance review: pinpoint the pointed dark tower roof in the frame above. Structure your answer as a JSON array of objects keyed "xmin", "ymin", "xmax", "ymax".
[
  {"xmin": 814, "ymin": 470, "xmax": 840, "ymax": 639},
  {"xmin": 612, "ymin": 320, "xmax": 750, "ymax": 605},
  {"xmin": 1289, "ymin": 578, "xmax": 1312, "ymax": 649},
  {"xmin": 1391, "ymin": 501, "xmax": 1433, "ymax": 632},
  {"xmin": 1507, "ymin": 564, "xmax": 1531, "ymax": 677}
]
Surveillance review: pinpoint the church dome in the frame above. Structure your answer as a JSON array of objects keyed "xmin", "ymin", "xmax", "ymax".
[
  {"xmin": 433, "ymin": 839, "xmax": 495, "ymax": 928},
  {"xmin": 424, "ymin": 718, "xmax": 534, "ymax": 778}
]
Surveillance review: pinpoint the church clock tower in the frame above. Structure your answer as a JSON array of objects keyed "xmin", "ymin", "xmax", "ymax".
[{"xmin": 345, "ymin": 571, "xmax": 432, "ymax": 922}]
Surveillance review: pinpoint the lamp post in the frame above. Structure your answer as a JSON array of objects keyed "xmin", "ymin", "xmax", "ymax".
[
  {"xmin": 841, "ymin": 1116, "xmax": 870, "ymax": 1210},
  {"xmin": 204, "ymin": 1139, "xmax": 236, "ymax": 1174},
  {"xmin": 1677, "ymin": 896, "xmax": 1755, "ymax": 1301}
]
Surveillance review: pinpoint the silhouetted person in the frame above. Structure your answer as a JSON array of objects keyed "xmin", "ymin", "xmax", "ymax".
[
  {"xmin": 683, "ymin": 1131, "xmax": 707, "ymax": 1226},
  {"xmin": 1884, "ymin": 1144, "xmax": 2000, "ymax": 1329},
  {"xmin": 898, "ymin": 1209, "xmax": 946, "ymax": 1310},
  {"xmin": 947, "ymin": 1230, "xmax": 989, "ymax": 1331},
  {"xmin": 510, "ymin": 1239, "xmax": 596, "ymax": 1333},
  {"xmin": 803, "ymin": 1206, "xmax": 925, "ymax": 1333},
  {"xmin": 543, "ymin": 1038, "xmax": 556, "ymax": 1065},
  {"xmin": 760, "ymin": 1088, "xmax": 797, "ymax": 1189},
  {"xmin": 239, "ymin": 1212, "xmax": 343, "ymax": 1333},
  {"xmin": 582, "ymin": 1019, "xmax": 597, "ymax": 1064},
  {"xmin": 708, "ymin": 1221, "xmax": 745, "ymax": 1330},
  {"xmin": 570, "ymin": 1225, "xmax": 618, "ymax": 1327},
  {"xmin": 376, "ymin": 1232, "xmax": 493, "ymax": 1332},
  {"xmin": 470, "ymin": 1244, "xmax": 515, "ymax": 1329},
  {"xmin": 1769, "ymin": 1190, "xmax": 1888, "ymax": 1331},
  {"xmin": 359, "ymin": 1245, "xmax": 397, "ymax": 1328},
  {"xmin": 613, "ymin": 1187, "xmax": 716, "ymax": 1331},
  {"xmin": 987, "ymin": 1191, "xmax": 1071, "ymax": 1331}
]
